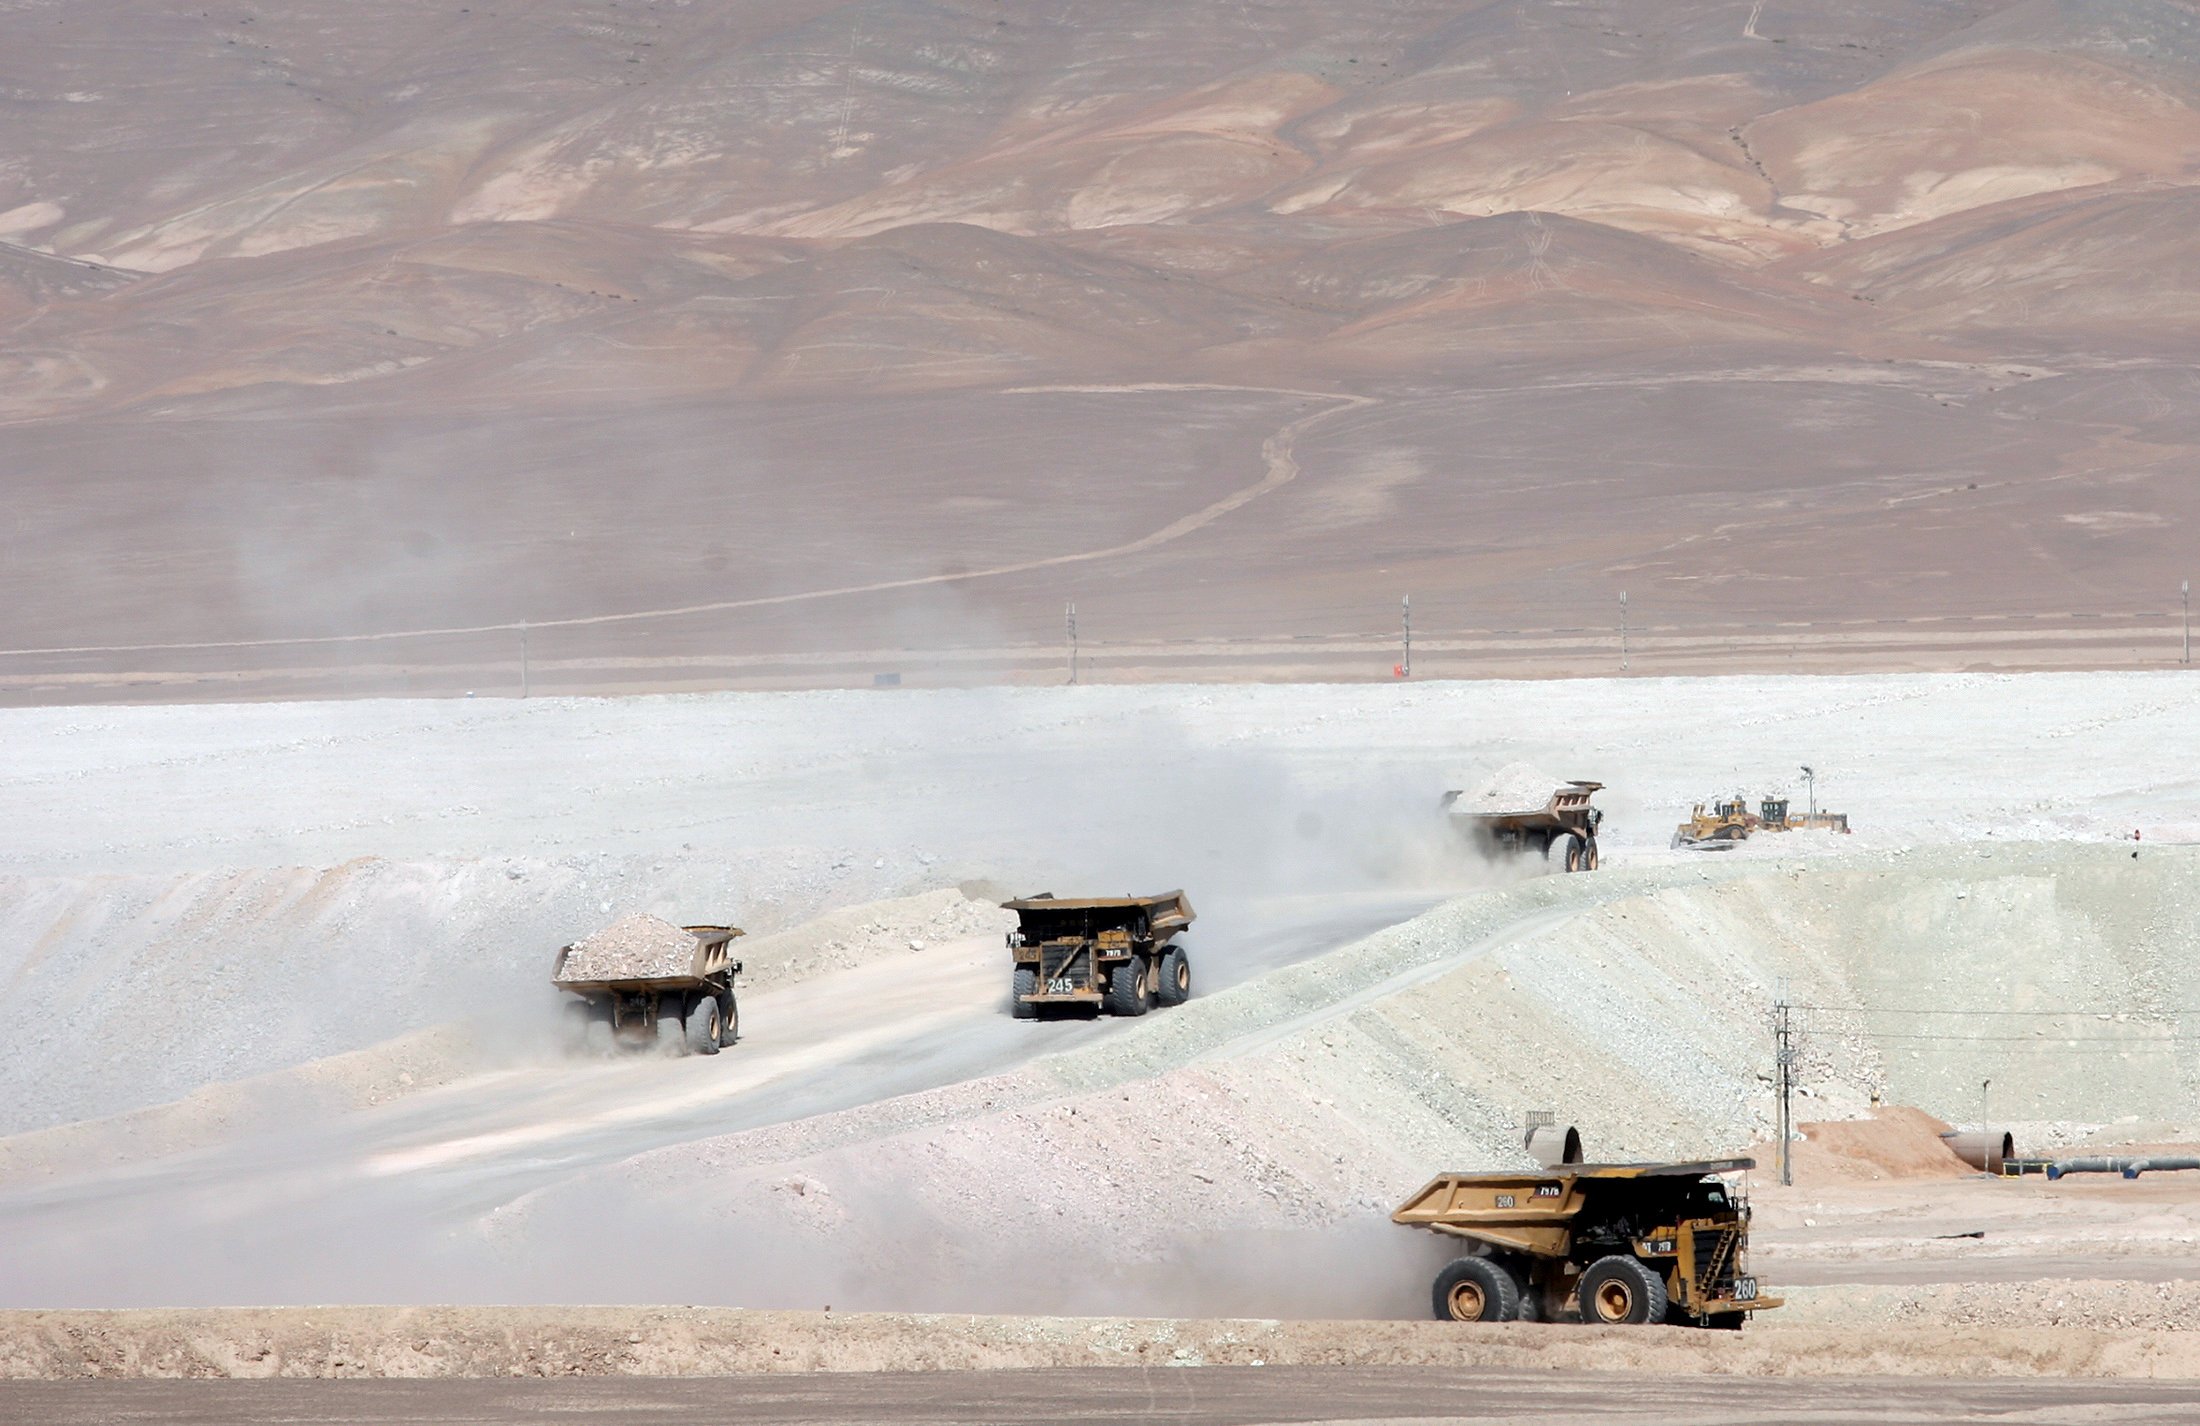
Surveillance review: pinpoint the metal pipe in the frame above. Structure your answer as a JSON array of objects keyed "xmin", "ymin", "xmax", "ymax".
[
  {"xmin": 1941, "ymin": 1129, "xmax": 2014, "ymax": 1174},
  {"xmin": 1525, "ymin": 1124, "xmax": 1583, "ymax": 1167},
  {"xmin": 2047, "ymin": 1156, "xmax": 2200, "ymax": 1180}
]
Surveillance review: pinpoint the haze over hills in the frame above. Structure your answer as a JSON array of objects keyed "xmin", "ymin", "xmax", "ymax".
[{"xmin": 4, "ymin": 0, "xmax": 2200, "ymax": 697}]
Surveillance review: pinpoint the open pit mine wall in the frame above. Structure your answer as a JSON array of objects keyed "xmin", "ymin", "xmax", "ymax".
[{"xmin": 2, "ymin": 844, "xmax": 2194, "ymax": 1151}]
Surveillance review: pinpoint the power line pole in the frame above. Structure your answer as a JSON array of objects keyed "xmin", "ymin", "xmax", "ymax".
[
  {"xmin": 2183, "ymin": 580, "xmax": 2189, "ymax": 665},
  {"xmin": 519, "ymin": 620, "xmax": 530, "ymax": 699},
  {"xmin": 1773, "ymin": 998, "xmax": 1795, "ymax": 1187},
  {"xmin": 1620, "ymin": 590, "xmax": 1629, "ymax": 672},
  {"xmin": 1065, "ymin": 601, "xmax": 1078, "ymax": 685},
  {"xmin": 1401, "ymin": 594, "xmax": 1411, "ymax": 678}
]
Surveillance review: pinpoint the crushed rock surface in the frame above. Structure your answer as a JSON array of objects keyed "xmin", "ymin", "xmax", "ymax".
[
  {"xmin": 7, "ymin": 1305, "xmax": 2200, "ymax": 1380},
  {"xmin": 555, "ymin": 914, "xmax": 701, "ymax": 983}
]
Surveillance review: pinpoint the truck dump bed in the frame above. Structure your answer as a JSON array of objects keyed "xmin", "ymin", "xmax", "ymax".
[
  {"xmin": 1001, "ymin": 891, "xmax": 1194, "ymax": 939},
  {"xmin": 1394, "ymin": 1159, "xmax": 1756, "ymax": 1233},
  {"xmin": 552, "ymin": 915, "xmax": 744, "ymax": 992},
  {"xmin": 1441, "ymin": 780, "xmax": 1604, "ymax": 831}
]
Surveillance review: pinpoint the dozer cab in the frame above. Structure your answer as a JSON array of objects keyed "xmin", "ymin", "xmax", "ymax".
[
  {"xmin": 1003, "ymin": 891, "xmax": 1194, "ymax": 1018},
  {"xmin": 1394, "ymin": 1159, "xmax": 1779, "ymax": 1328}
]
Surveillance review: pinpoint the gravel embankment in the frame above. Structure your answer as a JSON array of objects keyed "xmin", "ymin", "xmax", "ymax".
[{"xmin": 7, "ymin": 1305, "xmax": 2200, "ymax": 1380}]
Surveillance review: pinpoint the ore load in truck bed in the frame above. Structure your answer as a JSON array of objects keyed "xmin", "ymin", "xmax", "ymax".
[
  {"xmin": 1453, "ymin": 761, "xmax": 1572, "ymax": 817},
  {"xmin": 554, "ymin": 914, "xmax": 702, "ymax": 984}
]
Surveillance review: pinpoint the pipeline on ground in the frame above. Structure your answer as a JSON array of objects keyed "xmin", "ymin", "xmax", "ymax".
[{"xmin": 2045, "ymin": 1156, "xmax": 2200, "ymax": 1180}]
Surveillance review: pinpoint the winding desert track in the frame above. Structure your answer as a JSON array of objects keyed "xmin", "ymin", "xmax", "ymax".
[{"xmin": 0, "ymin": 387, "xmax": 1373, "ymax": 660}]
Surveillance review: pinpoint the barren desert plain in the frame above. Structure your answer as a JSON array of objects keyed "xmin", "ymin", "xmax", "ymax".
[{"xmin": 7, "ymin": 1, "xmax": 2200, "ymax": 1423}]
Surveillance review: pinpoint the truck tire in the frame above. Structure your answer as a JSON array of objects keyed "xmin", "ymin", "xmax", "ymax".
[
  {"xmin": 1579, "ymin": 1256, "xmax": 1667, "ymax": 1325},
  {"xmin": 1104, "ymin": 957, "xmax": 1149, "ymax": 1017},
  {"xmin": 685, "ymin": 997, "xmax": 722, "ymax": 1056},
  {"xmin": 1431, "ymin": 1257, "xmax": 1520, "ymax": 1322},
  {"xmin": 1155, "ymin": 947, "xmax": 1191, "ymax": 1006},
  {"xmin": 1579, "ymin": 837, "xmax": 1600, "ymax": 871},
  {"xmin": 718, "ymin": 993, "xmax": 739, "ymax": 1047},
  {"xmin": 1011, "ymin": 967, "xmax": 1038, "ymax": 1019},
  {"xmin": 1548, "ymin": 834, "xmax": 1581, "ymax": 872},
  {"xmin": 560, "ymin": 1000, "xmax": 593, "ymax": 1053},
  {"xmin": 655, "ymin": 997, "xmax": 687, "ymax": 1054}
]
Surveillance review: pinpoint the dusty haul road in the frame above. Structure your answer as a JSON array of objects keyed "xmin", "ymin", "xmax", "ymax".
[{"xmin": 0, "ymin": 891, "xmax": 1440, "ymax": 1308}]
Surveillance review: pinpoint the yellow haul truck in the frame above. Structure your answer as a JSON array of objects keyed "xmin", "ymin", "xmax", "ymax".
[
  {"xmin": 1393, "ymin": 1158, "xmax": 1779, "ymax": 1328},
  {"xmin": 1002, "ymin": 891, "xmax": 1195, "ymax": 1019}
]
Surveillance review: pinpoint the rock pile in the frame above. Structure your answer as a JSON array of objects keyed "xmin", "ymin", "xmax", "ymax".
[
  {"xmin": 555, "ymin": 914, "xmax": 700, "ymax": 982},
  {"xmin": 1455, "ymin": 761, "xmax": 1564, "ymax": 817}
]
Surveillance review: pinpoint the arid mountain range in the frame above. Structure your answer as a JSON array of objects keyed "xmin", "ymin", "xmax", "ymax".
[{"xmin": 5, "ymin": 0, "xmax": 2200, "ymax": 696}]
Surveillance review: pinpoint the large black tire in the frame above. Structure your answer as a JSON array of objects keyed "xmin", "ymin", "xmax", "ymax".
[
  {"xmin": 1579, "ymin": 837, "xmax": 1600, "ymax": 871},
  {"xmin": 1548, "ymin": 835, "xmax": 1582, "ymax": 872},
  {"xmin": 718, "ymin": 993, "xmax": 739, "ymax": 1047},
  {"xmin": 685, "ymin": 996, "xmax": 722, "ymax": 1056},
  {"xmin": 1431, "ymin": 1257, "xmax": 1521, "ymax": 1323},
  {"xmin": 1578, "ymin": 1256, "xmax": 1668, "ymax": 1326},
  {"xmin": 1011, "ymin": 967, "xmax": 1038, "ymax": 1019},
  {"xmin": 1155, "ymin": 947, "xmax": 1191, "ymax": 1006},
  {"xmin": 1104, "ymin": 957, "xmax": 1149, "ymax": 1017},
  {"xmin": 655, "ymin": 996, "xmax": 688, "ymax": 1053}
]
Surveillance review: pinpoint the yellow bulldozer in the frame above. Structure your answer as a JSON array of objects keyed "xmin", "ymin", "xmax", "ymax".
[
  {"xmin": 1674, "ymin": 768, "xmax": 1850, "ymax": 849},
  {"xmin": 1671, "ymin": 795, "xmax": 1757, "ymax": 848}
]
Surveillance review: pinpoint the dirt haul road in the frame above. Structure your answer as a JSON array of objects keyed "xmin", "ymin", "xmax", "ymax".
[{"xmin": 3, "ymin": 671, "xmax": 2199, "ymax": 1331}]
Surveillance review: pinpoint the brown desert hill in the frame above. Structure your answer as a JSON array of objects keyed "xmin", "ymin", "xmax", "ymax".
[
  {"xmin": 1210, "ymin": 211, "xmax": 1872, "ymax": 376},
  {"xmin": 722, "ymin": 222, "xmax": 1309, "ymax": 395},
  {"xmin": 8, "ymin": 1, "xmax": 2200, "ymax": 695},
  {"xmin": 1785, "ymin": 185, "xmax": 2200, "ymax": 354},
  {"xmin": 1742, "ymin": 20, "xmax": 2200, "ymax": 238},
  {"xmin": 0, "ymin": 242, "xmax": 133, "ymax": 317},
  {"xmin": 0, "ymin": 221, "xmax": 799, "ymax": 419}
]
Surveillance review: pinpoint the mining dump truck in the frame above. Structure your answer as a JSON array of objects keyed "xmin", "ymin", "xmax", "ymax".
[
  {"xmin": 1442, "ymin": 766, "xmax": 1604, "ymax": 871},
  {"xmin": 553, "ymin": 914, "xmax": 743, "ymax": 1056},
  {"xmin": 1003, "ymin": 891, "xmax": 1194, "ymax": 1018},
  {"xmin": 1393, "ymin": 1159, "xmax": 1779, "ymax": 1328}
]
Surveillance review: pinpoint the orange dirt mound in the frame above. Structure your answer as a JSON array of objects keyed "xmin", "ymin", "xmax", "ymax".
[{"xmin": 1784, "ymin": 1106, "xmax": 1971, "ymax": 1184}]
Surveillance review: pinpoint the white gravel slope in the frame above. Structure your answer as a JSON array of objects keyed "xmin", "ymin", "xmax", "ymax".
[{"xmin": 4, "ymin": 672, "xmax": 2200, "ymax": 1313}]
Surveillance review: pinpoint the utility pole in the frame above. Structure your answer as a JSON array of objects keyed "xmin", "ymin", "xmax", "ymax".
[
  {"xmin": 1773, "ymin": 999, "xmax": 1795, "ymax": 1187},
  {"xmin": 519, "ymin": 620, "xmax": 530, "ymax": 700},
  {"xmin": 1800, "ymin": 765, "xmax": 1816, "ymax": 822},
  {"xmin": 1065, "ymin": 601, "xmax": 1078, "ymax": 685},
  {"xmin": 1620, "ymin": 590, "xmax": 1629, "ymax": 672},
  {"xmin": 2183, "ymin": 580, "xmax": 2190, "ymax": 665},
  {"xmin": 1980, "ymin": 1077, "xmax": 1991, "ymax": 1140},
  {"xmin": 1401, "ymin": 594, "xmax": 1412, "ymax": 678}
]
